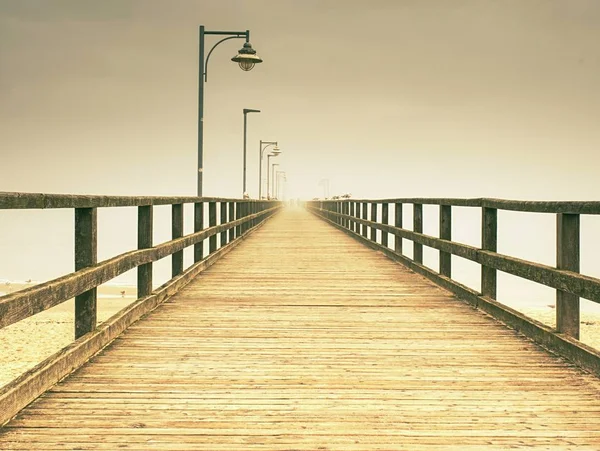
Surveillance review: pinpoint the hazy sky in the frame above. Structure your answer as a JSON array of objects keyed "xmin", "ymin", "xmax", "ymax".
[{"xmin": 1, "ymin": 0, "xmax": 599, "ymax": 200}]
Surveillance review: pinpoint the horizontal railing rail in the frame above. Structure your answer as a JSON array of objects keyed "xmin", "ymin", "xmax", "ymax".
[{"xmin": 306, "ymin": 197, "xmax": 600, "ymax": 375}]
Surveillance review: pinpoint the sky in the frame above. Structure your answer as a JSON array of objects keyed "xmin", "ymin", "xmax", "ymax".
[
  {"xmin": 1, "ymin": 0, "xmax": 600, "ymax": 307},
  {"xmin": 1, "ymin": 0, "xmax": 599, "ymax": 200}
]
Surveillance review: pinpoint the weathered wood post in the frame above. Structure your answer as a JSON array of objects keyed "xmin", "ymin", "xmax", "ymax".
[
  {"xmin": 557, "ymin": 213, "xmax": 580, "ymax": 339},
  {"xmin": 395, "ymin": 202, "xmax": 403, "ymax": 255},
  {"xmin": 413, "ymin": 203, "xmax": 423, "ymax": 264},
  {"xmin": 370, "ymin": 202, "xmax": 377, "ymax": 242},
  {"xmin": 137, "ymin": 205, "xmax": 153, "ymax": 298},
  {"xmin": 220, "ymin": 201, "xmax": 228, "ymax": 247},
  {"xmin": 349, "ymin": 202, "xmax": 355, "ymax": 232},
  {"xmin": 74, "ymin": 207, "xmax": 97, "ymax": 339},
  {"xmin": 236, "ymin": 201, "xmax": 243, "ymax": 237},
  {"xmin": 194, "ymin": 201, "xmax": 204, "ymax": 262},
  {"xmin": 362, "ymin": 202, "xmax": 368, "ymax": 238},
  {"xmin": 439, "ymin": 204, "xmax": 451, "ymax": 277},
  {"xmin": 172, "ymin": 203, "xmax": 184, "ymax": 277},
  {"xmin": 382, "ymin": 203, "xmax": 389, "ymax": 248},
  {"xmin": 481, "ymin": 206, "xmax": 497, "ymax": 299},
  {"xmin": 209, "ymin": 201, "xmax": 217, "ymax": 253},
  {"xmin": 229, "ymin": 202, "xmax": 235, "ymax": 242}
]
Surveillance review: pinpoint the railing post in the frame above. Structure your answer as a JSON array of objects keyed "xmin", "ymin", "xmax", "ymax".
[
  {"xmin": 137, "ymin": 205, "xmax": 153, "ymax": 298},
  {"xmin": 172, "ymin": 203, "xmax": 184, "ymax": 277},
  {"xmin": 381, "ymin": 203, "xmax": 389, "ymax": 248},
  {"xmin": 439, "ymin": 205, "xmax": 452, "ymax": 277},
  {"xmin": 209, "ymin": 201, "xmax": 217, "ymax": 253},
  {"xmin": 194, "ymin": 201, "xmax": 204, "ymax": 262},
  {"xmin": 354, "ymin": 201, "xmax": 359, "ymax": 233},
  {"xmin": 413, "ymin": 203, "xmax": 423, "ymax": 264},
  {"xmin": 481, "ymin": 207, "xmax": 497, "ymax": 299},
  {"xmin": 74, "ymin": 207, "xmax": 97, "ymax": 339},
  {"xmin": 395, "ymin": 202, "xmax": 403, "ymax": 255},
  {"xmin": 220, "ymin": 201, "xmax": 228, "ymax": 247},
  {"xmin": 236, "ymin": 201, "xmax": 243, "ymax": 237},
  {"xmin": 229, "ymin": 202, "xmax": 235, "ymax": 242},
  {"xmin": 362, "ymin": 202, "xmax": 368, "ymax": 238},
  {"xmin": 349, "ymin": 202, "xmax": 355, "ymax": 232},
  {"xmin": 370, "ymin": 202, "xmax": 377, "ymax": 242},
  {"xmin": 557, "ymin": 213, "xmax": 580, "ymax": 339}
]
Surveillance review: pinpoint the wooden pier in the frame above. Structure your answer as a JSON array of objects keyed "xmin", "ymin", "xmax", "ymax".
[{"xmin": 2, "ymin": 208, "xmax": 600, "ymax": 450}]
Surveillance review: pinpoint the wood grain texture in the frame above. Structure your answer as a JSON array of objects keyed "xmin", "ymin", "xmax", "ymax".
[{"xmin": 2, "ymin": 208, "xmax": 600, "ymax": 450}]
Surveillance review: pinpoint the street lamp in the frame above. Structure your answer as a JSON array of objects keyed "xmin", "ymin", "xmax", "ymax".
[
  {"xmin": 197, "ymin": 25, "xmax": 263, "ymax": 196},
  {"xmin": 266, "ymin": 153, "xmax": 280, "ymax": 199},
  {"xmin": 259, "ymin": 141, "xmax": 279, "ymax": 199},
  {"xmin": 243, "ymin": 109, "xmax": 261, "ymax": 196},
  {"xmin": 270, "ymin": 163, "xmax": 280, "ymax": 199}
]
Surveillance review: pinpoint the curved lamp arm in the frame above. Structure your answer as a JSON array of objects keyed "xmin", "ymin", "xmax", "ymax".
[{"xmin": 204, "ymin": 35, "xmax": 245, "ymax": 81}]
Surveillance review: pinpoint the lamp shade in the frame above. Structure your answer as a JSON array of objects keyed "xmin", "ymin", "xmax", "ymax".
[{"xmin": 232, "ymin": 42, "xmax": 263, "ymax": 71}]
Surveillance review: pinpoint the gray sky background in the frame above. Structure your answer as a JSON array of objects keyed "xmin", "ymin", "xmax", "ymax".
[
  {"xmin": 1, "ymin": 0, "xmax": 600, "ymax": 306},
  {"xmin": 1, "ymin": 0, "xmax": 599, "ymax": 200}
]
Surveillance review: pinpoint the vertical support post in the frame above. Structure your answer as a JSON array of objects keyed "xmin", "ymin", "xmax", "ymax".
[
  {"xmin": 481, "ymin": 207, "xmax": 497, "ymax": 299},
  {"xmin": 354, "ymin": 202, "xmax": 359, "ymax": 233},
  {"xmin": 75, "ymin": 207, "xmax": 97, "ymax": 339},
  {"xmin": 395, "ymin": 203, "xmax": 403, "ymax": 255},
  {"xmin": 172, "ymin": 203, "xmax": 184, "ymax": 277},
  {"xmin": 349, "ymin": 202, "xmax": 355, "ymax": 232},
  {"xmin": 381, "ymin": 203, "xmax": 389, "ymax": 248},
  {"xmin": 194, "ymin": 201, "xmax": 203, "ymax": 262},
  {"xmin": 209, "ymin": 201, "xmax": 217, "ymax": 253},
  {"xmin": 370, "ymin": 202, "xmax": 377, "ymax": 242},
  {"xmin": 229, "ymin": 202, "xmax": 235, "ymax": 242},
  {"xmin": 439, "ymin": 204, "xmax": 452, "ymax": 277},
  {"xmin": 220, "ymin": 201, "xmax": 228, "ymax": 246},
  {"xmin": 137, "ymin": 205, "xmax": 153, "ymax": 298},
  {"xmin": 413, "ymin": 203, "xmax": 423, "ymax": 264},
  {"xmin": 557, "ymin": 213, "xmax": 580, "ymax": 339},
  {"xmin": 236, "ymin": 201, "xmax": 243, "ymax": 237},
  {"xmin": 362, "ymin": 202, "xmax": 368, "ymax": 238}
]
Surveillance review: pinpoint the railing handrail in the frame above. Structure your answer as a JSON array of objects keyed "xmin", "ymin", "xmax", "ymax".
[
  {"xmin": 0, "ymin": 191, "xmax": 269, "ymax": 210},
  {"xmin": 319, "ymin": 197, "xmax": 600, "ymax": 214}
]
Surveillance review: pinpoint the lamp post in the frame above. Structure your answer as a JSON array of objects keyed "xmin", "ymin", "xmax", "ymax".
[
  {"xmin": 197, "ymin": 25, "xmax": 263, "ymax": 196},
  {"xmin": 259, "ymin": 141, "xmax": 279, "ymax": 199},
  {"xmin": 243, "ymin": 109, "xmax": 260, "ymax": 196},
  {"xmin": 276, "ymin": 170, "xmax": 287, "ymax": 200},
  {"xmin": 266, "ymin": 153, "xmax": 280, "ymax": 199},
  {"xmin": 270, "ymin": 163, "xmax": 280, "ymax": 199}
]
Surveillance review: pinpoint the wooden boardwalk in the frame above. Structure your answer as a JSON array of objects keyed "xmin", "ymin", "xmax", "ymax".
[{"xmin": 2, "ymin": 208, "xmax": 600, "ymax": 450}]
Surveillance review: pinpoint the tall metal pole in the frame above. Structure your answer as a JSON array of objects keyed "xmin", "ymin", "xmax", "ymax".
[
  {"xmin": 259, "ymin": 140, "xmax": 264, "ymax": 199},
  {"xmin": 242, "ymin": 109, "xmax": 260, "ymax": 196},
  {"xmin": 266, "ymin": 154, "xmax": 273, "ymax": 199},
  {"xmin": 197, "ymin": 26, "xmax": 205, "ymax": 197},
  {"xmin": 271, "ymin": 163, "xmax": 279, "ymax": 199},
  {"xmin": 243, "ymin": 112, "xmax": 247, "ymax": 195}
]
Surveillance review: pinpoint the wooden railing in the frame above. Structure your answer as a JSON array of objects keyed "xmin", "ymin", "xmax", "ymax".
[
  {"xmin": 306, "ymin": 198, "xmax": 600, "ymax": 374},
  {"xmin": 0, "ymin": 192, "xmax": 281, "ymax": 424}
]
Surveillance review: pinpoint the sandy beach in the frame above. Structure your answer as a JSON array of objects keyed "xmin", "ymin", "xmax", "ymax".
[
  {"xmin": 0, "ymin": 283, "xmax": 137, "ymax": 388},
  {"xmin": 1, "ymin": 283, "xmax": 600, "ymax": 389}
]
